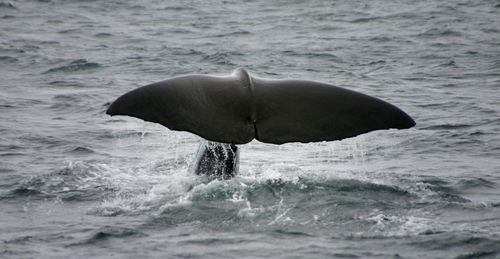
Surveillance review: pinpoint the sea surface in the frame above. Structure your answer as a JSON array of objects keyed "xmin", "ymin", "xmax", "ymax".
[{"xmin": 1, "ymin": 0, "xmax": 500, "ymax": 258}]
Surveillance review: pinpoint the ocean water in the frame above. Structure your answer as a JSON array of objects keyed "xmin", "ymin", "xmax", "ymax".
[{"xmin": 1, "ymin": 0, "xmax": 499, "ymax": 258}]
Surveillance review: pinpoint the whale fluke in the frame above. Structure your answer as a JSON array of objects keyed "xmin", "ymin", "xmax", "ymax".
[{"xmin": 106, "ymin": 68, "xmax": 415, "ymax": 144}]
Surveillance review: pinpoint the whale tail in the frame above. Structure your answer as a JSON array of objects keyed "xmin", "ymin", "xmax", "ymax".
[{"xmin": 106, "ymin": 68, "xmax": 415, "ymax": 144}]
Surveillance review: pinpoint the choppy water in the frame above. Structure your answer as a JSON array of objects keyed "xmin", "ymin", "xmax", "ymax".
[{"xmin": 1, "ymin": 0, "xmax": 500, "ymax": 258}]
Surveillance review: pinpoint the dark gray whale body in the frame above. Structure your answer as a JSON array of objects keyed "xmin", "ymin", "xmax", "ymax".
[
  {"xmin": 191, "ymin": 141, "xmax": 239, "ymax": 179},
  {"xmin": 107, "ymin": 68, "xmax": 415, "ymax": 178}
]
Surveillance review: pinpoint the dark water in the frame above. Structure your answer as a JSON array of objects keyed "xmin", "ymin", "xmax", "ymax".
[{"xmin": 1, "ymin": 0, "xmax": 500, "ymax": 258}]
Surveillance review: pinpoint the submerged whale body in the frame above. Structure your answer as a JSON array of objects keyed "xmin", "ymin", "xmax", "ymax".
[
  {"xmin": 191, "ymin": 140, "xmax": 239, "ymax": 179},
  {"xmin": 107, "ymin": 68, "xmax": 415, "ymax": 178}
]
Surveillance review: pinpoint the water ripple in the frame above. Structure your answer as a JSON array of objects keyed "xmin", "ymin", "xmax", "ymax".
[{"xmin": 43, "ymin": 59, "xmax": 100, "ymax": 74}]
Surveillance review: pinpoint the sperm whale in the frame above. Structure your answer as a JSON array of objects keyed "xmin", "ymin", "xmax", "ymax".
[{"xmin": 107, "ymin": 68, "xmax": 415, "ymax": 178}]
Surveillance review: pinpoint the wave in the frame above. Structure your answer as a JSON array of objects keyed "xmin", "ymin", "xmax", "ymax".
[
  {"xmin": 0, "ymin": 2, "xmax": 15, "ymax": 9},
  {"xmin": 84, "ymin": 226, "xmax": 146, "ymax": 244},
  {"xmin": 200, "ymin": 51, "xmax": 242, "ymax": 66},
  {"xmin": 94, "ymin": 175, "xmax": 419, "ymax": 233},
  {"xmin": 417, "ymin": 28, "xmax": 463, "ymax": 38},
  {"xmin": 409, "ymin": 234, "xmax": 500, "ymax": 258},
  {"xmin": 7, "ymin": 162, "xmax": 116, "ymax": 202},
  {"xmin": 43, "ymin": 59, "xmax": 100, "ymax": 74},
  {"xmin": 0, "ymin": 55, "xmax": 18, "ymax": 63}
]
